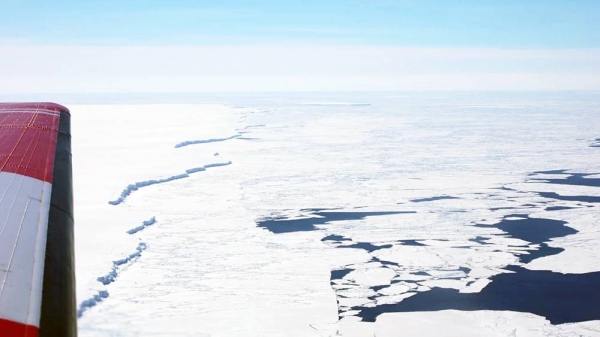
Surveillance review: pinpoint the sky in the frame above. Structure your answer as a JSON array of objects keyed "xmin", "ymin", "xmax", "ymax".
[{"xmin": 1, "ymin": 0, "xmax": 599, "ymax": 92}]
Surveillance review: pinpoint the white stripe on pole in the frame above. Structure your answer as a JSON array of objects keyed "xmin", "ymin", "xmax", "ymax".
[{"xmin": 0, "ymin": 171, "xmax": 52, "ymax": 327}]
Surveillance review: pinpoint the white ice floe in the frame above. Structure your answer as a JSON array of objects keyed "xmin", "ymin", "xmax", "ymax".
[
  {"xmin": 377, "ymin": 283, "xmax": 413, "ymax": 296},
  {"xmin": 345, "ymin": 267, "xmax": 396, "ymax": 287},
  {"xmin": 394, "ymin": 273, "xmax": 431, "ymax": 281},
  {"xmin": 425, "ymin": 269, "xmax": 468, "ymax": 279},
  {"xmin": 375, "ymin": 292, "xmax": 417, "ymax": 305},
  {"xmin": 337, "ymin": 297, "xmax": 374, "ymax": 308},
  {"xmin": 336, "ymin": 287, "xmax": 378, "ymax": 299}
]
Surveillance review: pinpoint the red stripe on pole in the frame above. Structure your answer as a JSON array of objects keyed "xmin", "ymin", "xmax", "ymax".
[
  {"xmin": 0, "ymin": 105, "xmax": 61, "ymax": 183},
  {"xmin": 0, "ymin": 318, "xmax": 39, "ymax": 337}
]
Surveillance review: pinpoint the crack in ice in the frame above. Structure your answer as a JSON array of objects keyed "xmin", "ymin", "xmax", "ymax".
[
  {"xmin": 174, "ymin": 135, "xmax": 241, "ymax": 148},
  {"xmin": 97, "ymin": 242, "xmax": 148, "ymax": 286},
  {"xmin": 174, "ymin": 124, "xmax": 266, "ymax": 148},
  {"xmin": 76, "ymin": 290, "xmax": 109, "ymax": 318},
  {"xmin": 108, "ymin": 161, "xmax": 232, "ymax": 205},
  {"xmin": 126, "ymin": 216, "xmax": 157, "ymax": 235},
  {"xmin": 78, "ymin": 217, "xmax": 156, "ymax": 318}
]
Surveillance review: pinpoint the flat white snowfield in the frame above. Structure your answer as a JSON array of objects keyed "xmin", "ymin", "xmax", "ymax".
[{"xmin": 73, "ymin": 93, "xmax": 600, "ymax": 337}]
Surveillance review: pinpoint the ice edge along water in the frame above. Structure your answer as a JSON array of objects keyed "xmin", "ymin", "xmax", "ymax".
[{"xmin": 253, "ymin": 167, "xmax": 600, "ymax": 326}]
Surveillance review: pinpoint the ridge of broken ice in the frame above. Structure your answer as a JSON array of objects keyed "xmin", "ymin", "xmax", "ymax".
[
  {"xmin": 174, "ymin": 135, "xmax": 241, "ymax": 148},
  {"xmin": 108, "ymin": 162, "xmax": 232, "ymax": 205},
  {"xmin": 174, "ymin": 124, "xmax": 266, "ymax": 148},
  {"xmin": 79, "ymin": 217, "xmax": 158, "ymax": 318},
  {"xmin": 97, "ymin": 242, "xmax": 148, "ymax": 285},
  {"xmin": 126, "ymin": 216, "xmax": 157, "ymax": 235},
  {"xmin": 77, "ymin": 290, "xmax": 109, "ymax": 318}
]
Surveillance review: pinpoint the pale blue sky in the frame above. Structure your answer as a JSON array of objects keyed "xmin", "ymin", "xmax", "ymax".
[
  {"xmin": 3, "ymin": 0, "xmax": 599, "ymax": 47},
  {"xmin": 1, "ymin": 1, "xmax": 599, "ymax": 92}
]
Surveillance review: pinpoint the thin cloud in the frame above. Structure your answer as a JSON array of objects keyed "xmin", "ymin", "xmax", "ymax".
[{"xmin": 0, "ymin": 45, "xmax": 598, "ymax": 93}]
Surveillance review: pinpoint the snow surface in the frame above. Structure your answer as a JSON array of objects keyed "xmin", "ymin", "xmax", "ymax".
[{"xmin": 72, "ymin": 93, "xmax": 600, "ymax": 336}]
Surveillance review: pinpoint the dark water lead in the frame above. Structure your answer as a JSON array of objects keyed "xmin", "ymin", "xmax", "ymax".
[
  {"xmin": 410, "ymin": 195, "xmax": 459, "ymax": 203},
  {"xmin": 398, "ymin": 239, "xmax": 427, "ymax": 246},
  {"xmin": 475, "ymin": 214, "xmax": 576, "ymax": 264},
  {"xmin": 339, "ymin": 242, "xmax": 393, "ymax": 253},
  {"xmin": 529, "ymin": 170, "xmax": 600, "ymax": 187},
  {"xmin": 517, "ymin": 243, "xmax": 564, "ymax": 264},
  {"xmin": 321, "ymin": 234, "xmax": 352, "ymax": 242},
  {"xmin": 489, "ymin": 206, "xmax": 518, "ymax": 211},
  {"xmin": 545, "ymin": 206, "xmax": 577, "ymax": 211},
  {"xmin": 475, "ymin": 215, "xmax": 576, "ymax": 245},
  {"xmin": 538, "ymin": 192, "xmax": 600, "ymax": 203},
  {"xmin": 470, "ymin": 214, "xmax": 577, "ymax": 263},
  {"xmin": 350, "ymin": 215, "xmax": 586, "ymax": 323},
  {"xmin": 531, "ymin": 169, "xmax": 570, "ymax": 175},
  {"xmin": 331, "ymin": 268, "xmax": 354, "ymax": 280},
  {"xmin": 322, "ymin": 234, "xmax": 393, "ymax": 253},
  {"xmin": 257, "ymin": 210, "xmax": 415, "ymax": 234},
  {"xmin": 353, "ymin": 265, "xmax": 600, "ymax": 324},
  {"xmin": 469, "ymin": 236, "xmax": 492, "ymax": 245}
]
